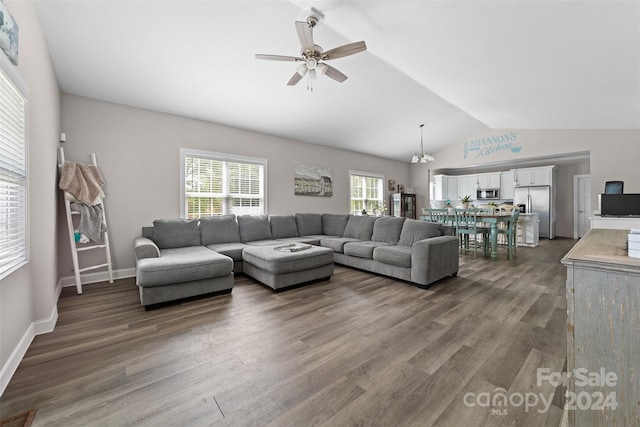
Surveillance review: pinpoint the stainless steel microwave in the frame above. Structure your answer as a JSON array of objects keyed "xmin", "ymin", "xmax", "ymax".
[{"xmin": 477, "ymin": 189, "xmax": 500, "ymax": 199}]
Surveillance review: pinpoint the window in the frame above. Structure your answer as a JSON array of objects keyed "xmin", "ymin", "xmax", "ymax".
[
  {"xmin": 181, "ymin": 149, "xmax": 266, "ymax": 218},
  {"xmin": 0, "ymin": 63, "xmax": 28, "ymax": 279},
  {"xmin": 349, "ymin": 171, "xmax": 384, "ymax": 215}
]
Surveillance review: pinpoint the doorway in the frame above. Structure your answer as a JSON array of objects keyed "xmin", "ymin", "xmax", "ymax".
[{"xmin": 574, "ymin": 174, "xmax": 591, "ymax": 238}]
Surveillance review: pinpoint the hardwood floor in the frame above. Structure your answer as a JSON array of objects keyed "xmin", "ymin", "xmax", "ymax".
[{"xmin": 0, "ymin": 238, "xmax": 576, "ymax": 426}]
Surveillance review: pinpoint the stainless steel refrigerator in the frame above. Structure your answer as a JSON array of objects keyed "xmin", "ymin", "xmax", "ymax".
[{"xmin": 514, "ymin": 186, "xmax": 555, "ymax": 239}]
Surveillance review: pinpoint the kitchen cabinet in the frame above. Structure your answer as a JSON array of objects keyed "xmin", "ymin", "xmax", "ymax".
[
  {"xmin": 433, "ymin": 175, "xmax": 458, "ymax": 203},
  {"xmin": 477, "ymin": 172, "xmax": 501, "ymax": 189},
  {"xmin": 501, "ymin": 171, "xmax": 515, "ymax": 200},
  {"xmin": 456, "ymin": 175, "xmax": 476, "ymax": 201},
  {"xmin": 514, "ymin": 166, "xmax": 554, "ymax": 186}
]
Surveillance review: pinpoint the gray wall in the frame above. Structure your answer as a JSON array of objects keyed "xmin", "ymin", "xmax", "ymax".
[
  {"xmin": 57, "ymin": 94, "xmax": 410, "ymax": 277},
  {"xmin": 1, "ymin": 0, "xmax": 61, "ymax": 389}
]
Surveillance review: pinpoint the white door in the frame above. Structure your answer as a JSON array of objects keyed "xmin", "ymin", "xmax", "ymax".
[{"xmin": 574, "ymin": 174, "xmax": 591, "ymax": 238}]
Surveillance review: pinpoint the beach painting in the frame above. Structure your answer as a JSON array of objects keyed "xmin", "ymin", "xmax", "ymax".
[
  {"xmin": 0, "ymin": 2, "xmax": 19, "ymax": 65},
  {"xmin": 294, "ymin": 162, "xmax": 333, "ymax": 197}
]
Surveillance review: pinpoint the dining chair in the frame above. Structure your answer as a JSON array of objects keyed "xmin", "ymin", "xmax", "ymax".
[
  {"xmin": 428, "ymin": 208, "xmax": 452, "ymax": 226},
  {"xmin": 497, "ymin": 208, "xmax": 519, "ymax": 259},
  {"xmin": 454, "ymin": 208, "xmax": 489, "ymax": 258}
]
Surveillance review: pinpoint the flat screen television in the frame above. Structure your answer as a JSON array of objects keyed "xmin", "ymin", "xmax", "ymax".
[{"xmin": 604, "ymin": 181, "xmax": 624, "ymax": 194}]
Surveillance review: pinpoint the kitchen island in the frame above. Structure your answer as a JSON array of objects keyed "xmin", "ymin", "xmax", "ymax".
[{"xmin": 561, "ymin": 228, "xmax": 639, "ymax": 426}]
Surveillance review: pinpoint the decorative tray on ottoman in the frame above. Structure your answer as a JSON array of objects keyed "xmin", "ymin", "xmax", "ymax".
[{"xmin": 273, "ymin": 243, "xmax": 312, "ymax": 252}]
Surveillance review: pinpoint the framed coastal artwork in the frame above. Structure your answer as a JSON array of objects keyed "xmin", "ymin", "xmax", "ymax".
[
  {"xmin": 294, "ymin": 162, "xmax": 333, "ymax": 197},
  {"xmin": 0, "ymin": 2, "xmax": 19, "ymax": 65}
]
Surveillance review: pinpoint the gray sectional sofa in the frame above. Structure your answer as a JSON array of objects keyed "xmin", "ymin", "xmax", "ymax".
[{"xmin": 134, "ymin": 213, "xmax": 459, "ymax": 309}]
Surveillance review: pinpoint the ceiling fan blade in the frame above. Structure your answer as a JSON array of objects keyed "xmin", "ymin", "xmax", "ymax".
[
  {"xmin": 287, "ymin": 72, "xmax": 303, "ymax": 86},
  {"xmin": 255, "ymin": 54, "xmax": 301, "ymax": 61},
  {"xmin": 322, "ymin": 41, "xmax": 367, "ymax": 60},
  {"xmin": 324, "ymin": 64, "xmax": 348, "ymax": 83},
  {"xmin": 295, "ymin": 21, "xmax": 315, "ymax": 52}
]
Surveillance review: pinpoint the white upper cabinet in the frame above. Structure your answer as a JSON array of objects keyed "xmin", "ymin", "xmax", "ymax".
[
  {"xmin": 514, "ymin": 166, "xmax": 554, "ymax": 186},
  {"xmin": 501, "ymin": 171, "xmax": 515, "ymax": 199},
  {"xmin": 457, "ymin": 175, "xmax": 474, "ymax": 201},
  {"xmin": 477, "ymin": 172, "xmax": 501, "ymax": 189},
  {"xmin": 433, "ymin": 175, "xmax": 459, "ymax": 203}
]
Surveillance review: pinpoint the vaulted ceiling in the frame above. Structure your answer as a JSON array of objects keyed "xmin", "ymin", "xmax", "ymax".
[{"xmin": 35, "ymin": 1, "xmax": 640, "ymax": 162}]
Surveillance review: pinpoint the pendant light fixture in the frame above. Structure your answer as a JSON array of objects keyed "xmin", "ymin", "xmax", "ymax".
[{"xmin": 411, "ymin": 124, "xmax": 435, "ymax": 163}]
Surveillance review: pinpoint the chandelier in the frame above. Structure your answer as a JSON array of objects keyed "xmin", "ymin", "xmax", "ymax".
[{"xmin": 411, "ymin": 124, "xmax": 435, "ymax": 163}]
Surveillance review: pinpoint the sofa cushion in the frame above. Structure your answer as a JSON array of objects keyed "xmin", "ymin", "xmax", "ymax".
[
  {"xmin": 343, "ymin": 241, "xmax": 393, "ymax": 259},
  {"xmin": 373, "ymin": 245, "xmax": 412, "ymax": 268},
  {"xmin": 153, "ymin": 219, "xmax": 201, "ymax": 249},
  {"xmin": 320, "ymin": 237, "xmax": 361, "ymax": 253},
  {"xmin": 205, "ymin": 242, "xmax": 248, "ymax": 261},
  {"xmin": 372, "ymin": 216, "xmax": 406, "ymax": 243},
  {"xmin": 343, "ymin": 215, "xmax": 377, "ymax": 240},
  {"xmin": 398, "ymin": 220, "xmax": 443, "ymax": 247},
  {"xmin": 269, "ymin": 215, "xmax": 299, "ymax": 239},
  {"xmin": 296, "ymin": 213, "xmax": 323, "ymax": 236},
  {"xmin": 137, "ymin": 246, "xmax": 232, "ymax": 287},
  {"xmin": 322, "ymin": 213, "xmax": 350, "ymax": 236},
  {"xmin": 238, "ymin": 215, "xmax": 272, "ymax": 243},
  {"xmin": 200, "ymin": 214, "xmax": 240, "ymax": 245}
]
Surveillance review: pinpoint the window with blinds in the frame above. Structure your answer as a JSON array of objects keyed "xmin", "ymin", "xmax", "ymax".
[
  {"xmin": 0, "ymin": 66, "xmax": 28, "ymax": 279},
  {"xmin": 349, "ymin": 171, "xmax": 384, "ymax": 215},
  {"xmin": 182, "ymin": 149, "xmax": 266, "ymax": 218}
]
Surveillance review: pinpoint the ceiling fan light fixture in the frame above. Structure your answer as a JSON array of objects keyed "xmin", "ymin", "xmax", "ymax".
[
  {"xmin": 296, "ymin": 63, "xmax": 308, "ymax": 76},
  {"xmin": 316, "ymin": 62, "xmax": 328, "ymax": 75}
]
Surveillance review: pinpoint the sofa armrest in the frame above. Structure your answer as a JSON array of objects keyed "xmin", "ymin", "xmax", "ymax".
[
  {"xmin": 134, "ymin": 236, "xmax": 160, "ymax": 260},
  {"xmin": 411, "ymin": 236, "xmax": 459, "ymax": 286}
]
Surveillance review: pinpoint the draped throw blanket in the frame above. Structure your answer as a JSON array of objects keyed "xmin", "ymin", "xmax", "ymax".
[
  {"xmin": 70, "ymin": 203, "xmax": 107, "ymax": 243},
  {"xmin": 59, "ymin": 161, "xmax": 105, "ymax": 205},
  {"xmin": 59, "ymin": 161, "xmax": 107, "ymax": 242}
]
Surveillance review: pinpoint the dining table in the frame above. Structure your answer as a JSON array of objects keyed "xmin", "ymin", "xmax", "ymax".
[{"xmin": 476, "ymin": 213, "xmax": 514, "ymax": 260}]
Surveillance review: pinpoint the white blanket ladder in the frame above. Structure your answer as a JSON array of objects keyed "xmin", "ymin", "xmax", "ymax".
[{"xmin": 58, "ymin": 147, "xmax": 113, "ymax": 294}]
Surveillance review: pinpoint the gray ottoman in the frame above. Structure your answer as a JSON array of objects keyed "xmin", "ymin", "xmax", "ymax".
[{"xmin": 242, "ymin": 245, "xmax": 334, "ymax": 291}]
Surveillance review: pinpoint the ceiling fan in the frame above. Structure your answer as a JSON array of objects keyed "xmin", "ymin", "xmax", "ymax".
[{"xmin": 255, "ymin": 10, "xmax": 367, "ymax": 90}]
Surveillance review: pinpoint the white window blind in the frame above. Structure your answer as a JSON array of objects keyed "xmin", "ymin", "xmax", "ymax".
[
  {"xmin": 182, "ymin": 149, "xmax": 266, "ymax": 218},
  {"xmin": 0, "ymin": 66, "xmax": 28, "ymax": 279},
  {"xmin": 349, "ymin": 171, "xmax": 384, "ymax": 215}
]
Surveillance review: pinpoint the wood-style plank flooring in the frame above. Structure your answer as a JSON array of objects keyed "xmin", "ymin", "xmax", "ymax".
[{"xmin": 0, "ymin": 238, "xmax": 576, "ymax": 426}]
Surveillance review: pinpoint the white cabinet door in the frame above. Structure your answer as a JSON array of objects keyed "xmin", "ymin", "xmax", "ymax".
[
  {"xmin": 501, "ymin": 171, "xmax": 515, "ymax": 200},
  {"xmin": 515, "ymin": 166, "xmax": 553, "ymax": 186},
  {"xmin": 531, "ymin": 168, "xmax": 551, "ymax": 185},
  {"xmin": 477, "ymin": 172, "xmax": 500, "ymax": 189},
  {"xmin": 457, "ymin": 175, "xmax": 478, "ymax": 202},
  {"xmin": 445, "ymin": 176, "xmax": 458, "ymax": 203},
  {"xmin": 433, "ymin": 175, "xmax": 445, "ymax": 200},
  {"xmin": 488, "ymin": 173, "xmax": 501, "ymax": 188}
]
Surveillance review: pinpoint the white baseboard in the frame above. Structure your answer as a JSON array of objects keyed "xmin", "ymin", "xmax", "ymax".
[
  {"xmin": 0, "ymin": 323, "xmax": 34, "ymax": 396},
  {"xmin": 1, "ymin": 268, "xmax": 135, "ymax": 397},
  {"xmin": 58, "ymin": 267, "xmax": 136, "ymax": 288},
  {"xmin": 34, "ymin": 304, "xmax": 59, "ymax": 335}
]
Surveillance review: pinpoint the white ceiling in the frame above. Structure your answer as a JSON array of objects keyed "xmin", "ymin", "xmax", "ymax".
[{"xmin": 35, "ymin": 0, "xmax": 640, "ymax": 163}]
